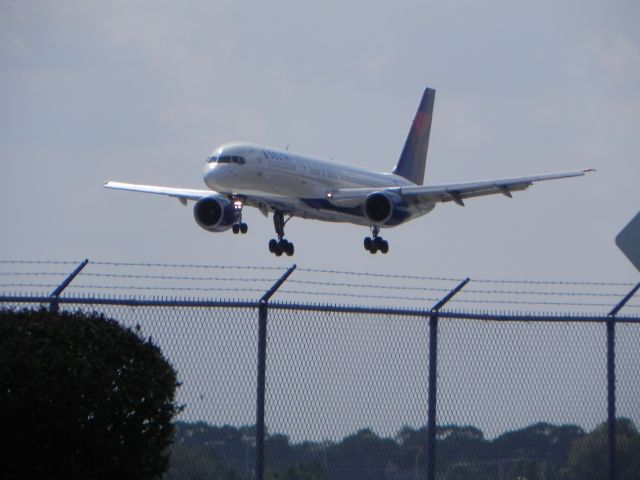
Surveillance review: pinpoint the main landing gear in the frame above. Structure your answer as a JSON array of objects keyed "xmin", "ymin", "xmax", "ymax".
[
  {"xmin": 364, "ymin": 226, "xmax": 389, "ymax": 254},
  {"xmin": 268, "ymin": 210, "xmax": 294, "ymax": 256}
]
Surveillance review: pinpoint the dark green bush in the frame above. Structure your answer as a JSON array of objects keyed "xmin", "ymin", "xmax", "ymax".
[{"xmin": 0, "ymin": 308, "xmax": 181, "ymax": 480}]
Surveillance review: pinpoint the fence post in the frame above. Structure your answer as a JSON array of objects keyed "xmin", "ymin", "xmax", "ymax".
[
  {"xmin": 426, "ymin": 277, "xmax": 469, "ymax": 480},
  {"xmin": 606, "ymin": 318, "xmax": 616, "ymax": 480},
  {"xmin": 426, "ymin": 313, "xmax": 439, "ymax": 480},
  {"xmin": 255, "ymin": 264, "xmax": 297, "ymax": 480},
  {"xmin": 607, "ymin": 281, "xmax": 640, "ymax": 480},
  {"xmin": 49, "ymin": 259, "xmax": 89, "ymax": 313}
]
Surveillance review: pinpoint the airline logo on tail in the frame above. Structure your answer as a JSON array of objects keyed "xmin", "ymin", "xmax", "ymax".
[{"xmin": 392, "ymin": 88, "xmax": 435, "ymax": 186}]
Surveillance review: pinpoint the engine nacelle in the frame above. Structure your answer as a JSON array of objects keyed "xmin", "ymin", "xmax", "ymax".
[
  {"xmin": 193, "ymin": 195, "xmax": 239, "ymax": 232},
  {"xmin": 363, "ymin": 191, "xmax": 411, "ymax": 226}
]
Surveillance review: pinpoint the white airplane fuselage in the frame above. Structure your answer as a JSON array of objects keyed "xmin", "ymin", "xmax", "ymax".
[{"xmin": 203, "ymin": 142, "xmax": 435, "ymax": 226}]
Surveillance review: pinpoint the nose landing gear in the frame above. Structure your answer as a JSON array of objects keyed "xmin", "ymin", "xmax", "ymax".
[
  {"xmin": 269, "ymin": 210, "xmax": 294, "ymax": 256},
  {"xmin": 364, "ymin": 226, "xmax": 389, "ymax": 254},
  {"xmin": 232, "ymin": 222, "xmax": 248, "ymax": 234},
  {"xmin": 230, "ymin": 198, "xmax": 248, "ymax": 234}
]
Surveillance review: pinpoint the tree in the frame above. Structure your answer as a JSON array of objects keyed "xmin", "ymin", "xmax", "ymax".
[
  {"xmin": 560, "ymin": 418, "xmax": 640, "ymax": 480},
  {"xmin": 0, "ymin": 308, "xmax": 182, "ymax": 480},
  {"xmin": 165, "ymin": 444, "xmax": 241, "ymax": 480},
  {"xmin": 327, "ymin": 428, "xmax": 399, "ymax": 480},
  {"xmin": 266, "ymin": 463, "xmax": 328, "ymax": 480},
  {"xmin": 171, "ymin": 421, "xmax": 257, "ymax": 477}
]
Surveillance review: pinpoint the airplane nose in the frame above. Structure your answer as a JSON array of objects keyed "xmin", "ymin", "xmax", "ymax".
[
  {"xmin": 203, "ymin": 163, "xmax": 234, "ymax": 190},
  {"xmin": 203, "ymin": 163, "xmax": 218, "ymax": 186}
]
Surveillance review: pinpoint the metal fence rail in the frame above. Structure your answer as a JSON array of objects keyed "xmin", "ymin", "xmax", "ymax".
[{"xmin": 1, "ymin": 260, "xmax": 639, "ymax": 480}]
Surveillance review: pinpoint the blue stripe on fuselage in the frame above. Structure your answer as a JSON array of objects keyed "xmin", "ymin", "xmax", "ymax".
[
  {"xmin": 301, "ymin": 198, "xmax": 412, "ymax": 225},
  {"xmin": 301, "ymin": 198, "xmax": 364, "ymax": 217}
]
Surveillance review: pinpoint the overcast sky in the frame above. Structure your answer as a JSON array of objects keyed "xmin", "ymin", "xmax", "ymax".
[
  {"xmin": 2, "ymin": 1, "xmax": 639, "ymax": 443},
  {"xmin": 2, "ymin": 0, "xmax": 639, "ymax": 284}
]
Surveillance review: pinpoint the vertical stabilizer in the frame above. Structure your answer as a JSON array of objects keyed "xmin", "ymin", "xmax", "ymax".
[{"xmin": 392, "ymin": 87, "xmax": 435, "ymax": 185}]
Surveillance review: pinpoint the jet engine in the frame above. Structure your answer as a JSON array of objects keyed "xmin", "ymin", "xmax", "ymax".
[
  {"xmin": 363, "ymin": 191, "xmax": 410, "ymax": 226},
  {"xmin": 193, "ymin": 195, "xmax": 239, "ymax": 232}
]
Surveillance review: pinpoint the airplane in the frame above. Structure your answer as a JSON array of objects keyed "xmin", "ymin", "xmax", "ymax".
[{"xmin": 104, "ymin": 87, "xmax": 593, "ymax": 256}]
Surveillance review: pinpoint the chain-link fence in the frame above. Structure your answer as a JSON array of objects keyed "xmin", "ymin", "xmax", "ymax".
[{"xmin": 1, "ymin": 261, "xmax": 639, "ymax": 480}]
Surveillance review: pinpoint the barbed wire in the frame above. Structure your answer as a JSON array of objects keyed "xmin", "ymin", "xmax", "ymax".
[
  {"xmin": 298, "ymin": 267, "xmax": 461, "ymax": 282},
  {"xmin": 0, "ymin": 283, "xmax": 268, "ymax": 294},
  {"xmin": 0, "ymin": 260, "xmax": 82, "ymax": 265},
  {"xmin": 2, "ymin": 260, "xmax": 636, "ymax": 287},
  {"xmin": 0, "ymin": 272, "xmax": 66, "ymax": 276},
  {"xmin": 460, "ymin": 288, "xmax": 627, "ymax": 298},
  {"xmin": 298, "ymin": 267, "xmax": 637, "ymax": 287},
  {"xmin": 470, "ymin": 278, "xmax": 636, "ymax": 287},
  {"xmin": 91, "ymin": 261, "xmax": 286, "ymax": 270},
  {"xmin": 1, "ymin": 260, "xmax": 638, "ymax": 312},
  {"xmin": 0, "ymin": 283, "xmax": 58, "ymax": 290},
  {"xmin": 0, "ymin": 272, "xmax": 634, "ymax": 298},
  {"xmin": 276, "ymin": 289, "xmax": 640, "ymax": 309},
  {"xmin": 0, "ymin": 272, "xmax": 279, "ymax": 283},
  {"xmin": 1, "ymin": 286, "xmax": 638, "ymax": 310}
]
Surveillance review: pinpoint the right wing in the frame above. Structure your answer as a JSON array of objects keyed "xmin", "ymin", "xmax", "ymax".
[
  {"xmin": 104, "ymin": 181, "xmax": 296, "ymax": 217},
  {"xmin": 104, "ymin": 181, "xmax": 214, "ymax": 205}
]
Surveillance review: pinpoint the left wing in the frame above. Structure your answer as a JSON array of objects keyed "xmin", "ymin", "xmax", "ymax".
[{"xmin": 326, "ymin": 169, "xmax": 594, "ymax": 206}]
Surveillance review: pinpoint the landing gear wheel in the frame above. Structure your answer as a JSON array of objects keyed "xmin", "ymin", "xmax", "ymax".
[
  {"xmin": 284, "ymin": 240, "xmax": 294, "ymax": 256},
  {"xmin": 240, "ymin": 222, "xmax": 248, "ymax": 234},
  {"xmin": 232, "ymin": 224, "xmax": 240, "ymax": 234},
  {"xmin": 268, "ymin": 238, "xmax": 294, "ymax": 257},
  {"xmin": 364, "ymin": 226, "xmax": 389, "ymax": 254},
  {"xmin": 268, "ymin": 210, "xmax": 295, "ymax": 256}
]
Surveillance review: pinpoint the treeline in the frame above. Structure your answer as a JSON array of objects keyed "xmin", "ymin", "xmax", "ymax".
[{"xmin": 166, "ymin": 419, "xmax": 640, "ymax": 480}]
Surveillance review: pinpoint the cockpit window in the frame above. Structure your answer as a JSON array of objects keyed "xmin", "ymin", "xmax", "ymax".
[
  {"xmin": 207, "ymin": 154, "xmax": 246, "ymax": 165},
  {"xmin": 217, "ymin": 155, "xmax": 246, "ymax": 165}
]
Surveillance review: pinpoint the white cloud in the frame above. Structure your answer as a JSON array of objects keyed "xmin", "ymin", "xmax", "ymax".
[
  {"xmin": 359, "ymin": 51, "xmax": 391, "ymax": 71},
  {"xmin": 4, "ymin": 35, "xmax": 33, "ymax": 57},
  {"xmin": 593, "ymin": 35, "xmax": 640, "ymax": 80}
]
